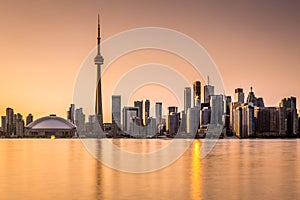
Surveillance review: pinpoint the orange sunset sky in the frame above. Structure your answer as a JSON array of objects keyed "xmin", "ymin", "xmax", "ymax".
[{"xmin": 0, "ymin": 0, "xmax": 299, "ymax": 122}]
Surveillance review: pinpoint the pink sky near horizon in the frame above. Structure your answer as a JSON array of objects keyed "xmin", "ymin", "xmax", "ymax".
[{"xmin": 0, "ymin": 0, "xmax": 299, "ymax": 122}]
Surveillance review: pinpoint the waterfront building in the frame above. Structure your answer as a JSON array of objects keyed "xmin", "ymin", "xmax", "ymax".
[
  {"xmin": 6, "ymin": 107, "xmax": 14, "ymax": 136},
  {"xmin": 25, "ymin": 114, "xmax": 76, "ymax": 137},
  {"xmin": 85, "ymin": 115, "xmax": 99, "ymax": 135},
  {"xmin": 230, "ymin": 102, "xmax": 243, "ymax": 133},
  {"xmin": 15, "ymin": 113, "xmax": 24, "ymax": 137},
  {"xmin": 279, "ymin": 97, "xmax": 298, "ymax": 136},
  {"xmin": 204, "ymin": 77, "xmax": 214, "ymax": 104},
  {"xmin": 278, "ymin": 107, "xmax": 286, "ymax": 136},
  {"xmin": 234, "ymin": 88, "xmax": 244, "ymax": 103},
  {"xmin": 146, "ymin": 117, "xmax": 156, "ymax": 137},
  {"xmin": 75, "ymin": 108, "xmax": 85, "ymax": 134},
  {"xmin": 241, "ymin": 104, "xmax": 255, "ymax": 138},
  {"xmin": 129, "ymin": 116, "xmax": 141, "ymax": 137},
  {"xmin": 144, "ymin": 100, "xmax": 150, "ymax": 126},
  {"xmin": 155, "ymin": 102, "xmax": 162, "ymax": 132},
  {"xmin": 224, "ymin": 96, "xmax": 232, "ymax": 132},
  {"xmin": 67, "ymin": 104, "xmax": 75, "ymax": 124},
  {"xmin": 122, "ymin": 106, "xmax": 139, "ymax": 133},
  {"xmin": 112, "ymin": 95, "xmax": 121, "ymax": 127},
  {"xmin": 166, "ymin": 112, "xmax": 180, "ymax": 136},
  {"xmin": 254, "ymin": 107, "xmax": 276, "ymax": 136},
  {"xmin": 26, "ymin": 114, "xmax": 33, "ymax": 126},
  {"xmin": 233, "ymin": 104, "xmax": 255, "ymax": 138},
  {"xmin": 134, "ymin": 101, "xmax": 143, "ymax": 126},
  {"xmin": 1, "ymin": 116, "xmax": 6, "ymax": 133},
  {"xmin": 298, "ymin": 112, "xmax": 300, "ymax": 135},
  {"xmin": 201, "ymin": 107, "xmax": 210, "ymax": 126},
  {"xmin": 210, "ymin": 95, "xmax": 224, "ymax": 125},
  {"xmin": 180, "ymin": 110, "xmax": 187, "ymax": 133},
  {"xmin": 184, "ymin": 87, "xmax": 191, "ymax": 112},
  {"xmin": 246, "ymin": 87, "xmax": 265, "ymax": 107},
  {"xmin": 187, "ymin": 107, "xmax": 200, "ymax": 135}
]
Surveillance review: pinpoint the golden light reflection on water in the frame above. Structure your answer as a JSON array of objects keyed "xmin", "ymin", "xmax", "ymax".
[
  {"xmin": 1, "ymin": 139, "xmax": 300, "ymax": 200},
  {"xmin": 191, "ymin": 140, "xmax": 202, "ymax": 200}
]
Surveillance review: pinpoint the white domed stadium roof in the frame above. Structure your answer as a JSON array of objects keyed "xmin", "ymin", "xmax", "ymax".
[{"xmin": 26, "ymin": 115, "xmax": 76, "ymax": 130}]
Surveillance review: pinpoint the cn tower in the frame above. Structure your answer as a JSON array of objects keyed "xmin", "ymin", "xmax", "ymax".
[{"xmin": 94, "ymin": 14, "xmax": 104, "ymax": 131}]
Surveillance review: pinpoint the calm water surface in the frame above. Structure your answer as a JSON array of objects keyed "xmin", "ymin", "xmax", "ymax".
[{"xmin": 0, "ymin": 139, "xmax": 299, "ymax": 200}]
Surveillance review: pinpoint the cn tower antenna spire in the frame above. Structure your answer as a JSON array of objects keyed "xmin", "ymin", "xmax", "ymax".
[
  {"xmin": 97, "ymin": 14, "xmax": 101, "ymax": 52},
  {"xmin": 94, "ymin": 14, "xmax": 104, "ymax": 132}
]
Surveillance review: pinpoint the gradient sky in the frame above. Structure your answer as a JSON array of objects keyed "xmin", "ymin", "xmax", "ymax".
[{"xmin": 0, "ymin": 0, "xmax": 299, "ymax": 122}]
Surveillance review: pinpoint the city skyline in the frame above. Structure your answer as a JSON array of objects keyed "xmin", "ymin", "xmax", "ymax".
[{"xmin": 0, "ymin": 0, "xmax": 300, "ymax": 121}]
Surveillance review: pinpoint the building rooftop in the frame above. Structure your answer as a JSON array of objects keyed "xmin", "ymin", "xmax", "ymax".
[{"xmin": 26, "ymin": 115, "xmax": 76, "ymax": 130}]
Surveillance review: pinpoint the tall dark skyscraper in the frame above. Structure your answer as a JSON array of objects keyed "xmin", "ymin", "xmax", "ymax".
[
  {"xmin": 67, "ymin": 104, "xmax": 75, "ymax": 124},
  {"xmin": 204, "ymin": 77, "xmax": 214, "ymax": 104},
  {"xmin": 6, "ymin": 107, "xmax": 14, "ymax": 136},
  {"xmin": 193, "ymin": 81, "xmax": 201, "ymax": 107},
  {"xmin": 134, "ymin": 100, "xmax": 143, "ymax": 126},
  {"xmin": 26, "ymin": 114, "xmax": 33, "ymax": 126},
  {"xmin": 94, "ymin": 15, "xmax": 104, "ymax": 130},
  {"xmin": 144, "ymin": 100, "xmax": 150, "ymax": 126}
]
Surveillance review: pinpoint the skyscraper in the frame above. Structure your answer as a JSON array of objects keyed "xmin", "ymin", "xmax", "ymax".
[
  {"xmin": 193, "ymin": 81, "xmax": 201, "ymax": 107},
  {"xmin": 122, "ymin": 106, "xmax": 140, "ymax": 133},
  {"xmin": 6, "ymin": 108, "xmax": 14, "ymax": 136},
  {"xmin": 166, "ymin": 112, "xmax": 180, "ymax": 136},
  {"xmin": 94, "ymin": 15, "xmax": 104, "ymax": 131},
  {"xmin": 246, "ymin": 87, "xmax": 265, "ymax": 107},
  {"xmin": 1, "ymin": 116, "xmax": 6, "ymax": 133},
  {"xmin": 112, "ymin": 95, "xmax": 121, "ymax": 127},
  {"xmin": 168, "ymin": 106, "xmax": 178, "ymax": 114},
  {"xmin": 254, "ymin": 107, "xmax": 280, "ymax": 137},
  {"xmin": 201, "ymin": 107, "xmax": 211, "ymax": 126},
  {"xmin": 15, "ymin": 113, "xmax": 24, "ymax": 137},
  {"xmin": 204, "ymin": 77, "xmax": 214, "ymax": 104},
  {"xmin": 26, "ymin": 114, "xmax": 33, "ymax": 126},
  {"xmin": 187, "ymin": 107, "xmax": 200, "ymax": 135},
  {"xmin": 67, "ymin": 104, "xmax": 75, "ymax": 123},
  {"xmin": 235, "ymin": 104, "xmax": 254, "ymax": 138},
  {"xmin": 155, "ymin": 102, "xmax": 162, "ymax": 132},
  {"xmin": 134, "ymin": 100, "xmax": 143, "ymax": 125},
  {"xmin": 234, "ymin": 88, "xmax": 244, "ymax": 103},
  {"xmin": 75, "ymin": 108, "xmax": 85, "ymax": 134},
  {"xmin": 279, "ymin": 97, "xmax": 298, "ymax": 136},
  {"xmin": 224, "ymin": 96, "xmax": 232, "ymax": 133},
  {"xmin": 210, "ymin": 95, "xmax": 224, "ymax": 125},
  {"xmin": 184, "ymin": 87, "xmax": 191, "ymax": 113},
  {"xmin": 144, "ymin": 99, "xmax": 150, "ymax": 126}
]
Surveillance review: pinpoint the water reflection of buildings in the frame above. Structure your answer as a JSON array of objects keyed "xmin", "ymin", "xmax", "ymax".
[{"xmin": 89, "ymin": 139, "xmax": 203, "ymax": 199}]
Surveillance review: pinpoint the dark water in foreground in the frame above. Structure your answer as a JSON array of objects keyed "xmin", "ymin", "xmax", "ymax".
[{"xmin": 0, "ymin": 139, "xmax": 300, "ymax": 200}]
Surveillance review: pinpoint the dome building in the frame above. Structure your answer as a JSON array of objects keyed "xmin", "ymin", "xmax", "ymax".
[{"xmin": 25, "ymin": 114, "xmax": 76, "ymax": 138}]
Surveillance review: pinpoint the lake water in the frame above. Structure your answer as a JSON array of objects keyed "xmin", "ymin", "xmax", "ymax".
[{"xmin": 0, "ymin": 139, "xmax": 300, "ymax": 200}]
